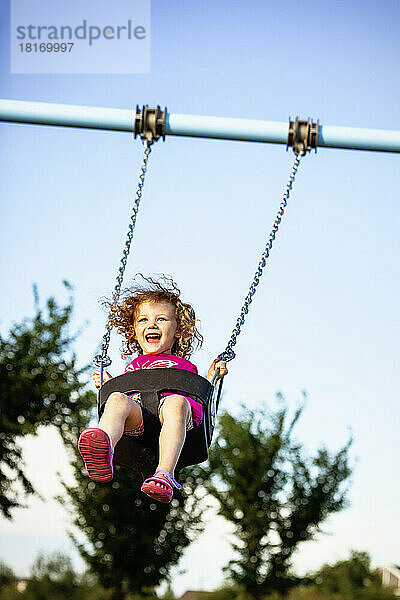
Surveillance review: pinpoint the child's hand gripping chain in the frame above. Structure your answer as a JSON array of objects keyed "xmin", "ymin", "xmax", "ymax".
[
  {"xmin": 92, "ymin": 370, "xmax": 112, "ymax": 390},
  {"xmin": 207, "ymin": 357, "xmax": 228, "ymax": 382},
  {"xmin": 78, "ymin": 275, "xmax": 228, "ymax": 502}
]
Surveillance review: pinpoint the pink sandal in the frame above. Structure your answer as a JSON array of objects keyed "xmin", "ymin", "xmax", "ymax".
[
  {"xmin": 78, "ymin": 428, "xmax": 113, "ymax": 483},
  {"xmin": 141, "ymin": 470, "xmax": 182, "ymax": 503}
]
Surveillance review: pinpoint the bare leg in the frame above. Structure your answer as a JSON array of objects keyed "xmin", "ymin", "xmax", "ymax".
[
  {"xmin": 99, "ymin": 392, "xmax": 143, "ymax": 450},
  {"xmin": 153, "ymin": 394, "xmax": 191, "ymax": 488}
]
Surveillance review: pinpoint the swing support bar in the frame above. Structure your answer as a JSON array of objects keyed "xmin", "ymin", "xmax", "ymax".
[{"xmin": 1, "ymin": 98, "xmax": 400, "ymax": 153}]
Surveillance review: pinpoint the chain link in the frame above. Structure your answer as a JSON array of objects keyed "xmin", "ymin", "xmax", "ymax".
[
  {"xmin": 94, "ymin": 141, "xmax": 303, "ymax": 370},
  {"xmin": 93, "ymin": 140, "xmax": 153, "ymax": 371},
  {"xmin": 219, "ymin": 152, "xmax": 303, "ymax": 363}
]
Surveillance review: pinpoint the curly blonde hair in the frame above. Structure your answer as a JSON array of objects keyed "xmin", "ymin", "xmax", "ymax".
[{"xmin": 103, "ymin": 274, "xmax": 203, "ymax": 359}]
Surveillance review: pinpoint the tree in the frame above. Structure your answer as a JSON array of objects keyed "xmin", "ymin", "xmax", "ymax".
[
  {"xmin": 60, "ymin": 445, "xmax": 207, "ymax": 599},
  {"xmin": 23, "ymin": 552, "xmax": 80, "ymax": 600},
  {"xmin": 0, "ymin": 560, "xmax": 15, "ymax": 590},
  {"xmin": 0, "ymin": 552, "xmax": 112, "ymax": 600},
  {"xmin": 309, "ymin": 550, "xmax": 397, "ymax": 600},
  {"xmin": 200, "ymin": 400, "xmax": 352, "ymax": 598},
  {"xmin": 0, "ymin": 283, "xmax": 94, "ymax": 518},
  {"xmin": 159, "ymin": 582, "xmax": 176, "ymax": 599},
  {"xmin": 0, "ymin": 561, "xmax": 19, "ymax": 600}
]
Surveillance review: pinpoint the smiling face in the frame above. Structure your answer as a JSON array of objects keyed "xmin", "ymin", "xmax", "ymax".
[{"xmin": 133, "ymin": 300, "xmax": 180, "ymax": 356}]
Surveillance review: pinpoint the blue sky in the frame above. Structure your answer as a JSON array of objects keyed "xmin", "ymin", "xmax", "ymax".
[{"xmin": 1, "ymin": 0, "xmax": 399, "ymax": 596}]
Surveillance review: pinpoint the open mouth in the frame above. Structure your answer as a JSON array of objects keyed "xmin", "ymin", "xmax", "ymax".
[{"xmin": 145, "ymin": 333, "xmax": 161, "ymax": 342}]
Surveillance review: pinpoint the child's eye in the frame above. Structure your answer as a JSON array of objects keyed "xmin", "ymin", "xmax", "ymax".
[
  {"xmin": 157, "ymin": 317, "xmax": 167, "ymax": 321},
  {"xmin": 137, "ymin": 317, "xmax": 147, "ymax": 323}
]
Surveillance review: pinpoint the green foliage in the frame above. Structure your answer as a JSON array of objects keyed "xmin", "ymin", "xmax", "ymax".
[
  {"xmin": 159, "ymin": 582, "xmax": 175, "ymax": 599},
  {"xmin": 208, "ymin": 551, "xmax": 397, "ymax": 599},
  {"xmin": 0, "ymin": 561, "xmax": 19, "ymax": 600},
  {"xmin": 1, "ymin": 549, "xmax": 394, "ymax": 600},
  {"xmin": 0, "ymin": 561, "xmax": 15, "ymax": 591},
  {"xmin": 207, "ymin": 585, "xmax": 252, "ymax": 600},
  {"xmin": 309, "ymin": 550, "xmax": 397, "ymax": 600},
  {"xmin": 22, "ymin": 552, "xmax": 80, "ymax": 600},
  {"xmin": 0, "ymin": 584, "xmax": 20, "ymax": 600},
  {"xmin": 0, "ymin": 283, "xmax": 95, "ymax": 518},
  {"xmin": 200, "ymin": 401, "xmax": 352, "ymax": 599},
  {"xmin": 61, "ymin": 448, "xmax": 207, "ymax": 599},
  {"xmin": 0, "ymin": 553, "xmax": 112, "ymax": 600},
  {"xmin": 285, "ymin": 583, "xmax": 397, "ymax": 600}
]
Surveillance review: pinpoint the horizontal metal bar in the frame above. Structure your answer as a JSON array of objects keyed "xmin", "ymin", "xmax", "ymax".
[
  {"xmin": 0, "ymin": 99, "xmax": 135, "ymax": 132},
  {"xmin": 320, "ymin": 124, "xmax": 400, "ymax": 153},
  {"xmin": 167, "ymin": 112, "xmax": 288, "ymax": 144},
  {"xmin": 1, "ymin": 99, "xmax": 400, "ymax": 153}
]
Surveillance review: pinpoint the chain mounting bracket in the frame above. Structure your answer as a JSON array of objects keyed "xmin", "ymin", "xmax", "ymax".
[
  {"xmin": 134, "ymin": 105, "xmax": 167, "ymax": 143},
  {"xmin": 287, "ymin": 117, "xmax": 319, "ymax": 155}
]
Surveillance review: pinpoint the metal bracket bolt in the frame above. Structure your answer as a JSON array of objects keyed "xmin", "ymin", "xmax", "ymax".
[
  {"xmin": 287, "ymin": 117, "xmax": 319, "ymax": 155},
  {"xmin": 134, "ymin": 105, "xmax": 167, "ymax": 143}
]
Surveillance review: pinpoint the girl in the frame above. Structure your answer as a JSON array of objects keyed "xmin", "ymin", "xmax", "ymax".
[{"xmin": 78, "ymin": 275, "xmax": 227, "ymax": 504}]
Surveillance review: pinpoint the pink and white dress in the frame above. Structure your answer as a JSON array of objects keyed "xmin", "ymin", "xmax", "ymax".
[{"xmin": 125, "ymin": 354, "xmax": 204, "ymax": 427}]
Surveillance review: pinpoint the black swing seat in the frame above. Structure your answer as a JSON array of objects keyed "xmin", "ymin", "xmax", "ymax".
[{"xmin": 98, "ymin": 369, "xmax": 221, "ymax": 480}]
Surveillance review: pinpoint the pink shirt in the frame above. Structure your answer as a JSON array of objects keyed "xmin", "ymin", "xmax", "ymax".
[{"xmin": 125, "ymin": 354, "xmax": 203, "ymax": 427}]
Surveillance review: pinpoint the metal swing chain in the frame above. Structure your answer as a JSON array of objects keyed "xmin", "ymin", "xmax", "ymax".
[
  {"xmin": 219, "ymin": 152, "xmax": 303, "ymax": 363},
  {"xmin": 93, "ymin": 140, "xmax": 153, "ymax": 376}
]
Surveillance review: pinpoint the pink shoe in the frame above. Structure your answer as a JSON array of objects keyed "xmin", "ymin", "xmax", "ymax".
[
  {"xmin": 141, "ymin": 470, "xmax": 181, "ymax": 503},
  {"xmin": 78, "ymin": 428, "xmax": 113, "ymax": 483}
]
